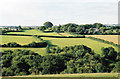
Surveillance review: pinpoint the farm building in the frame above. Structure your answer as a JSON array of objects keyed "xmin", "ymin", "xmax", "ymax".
[{"xmin": 7, "ymin": 27, "xmax": 19, "ymax": 31}]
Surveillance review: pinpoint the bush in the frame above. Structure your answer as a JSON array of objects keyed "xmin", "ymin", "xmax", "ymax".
[
  {"xmin": 2, "ymin": 41, "xmax": 47, "ymax": 48},
  {"xmin": 2, "ymin": 42, "xmax": 21, "ymax": 47}
]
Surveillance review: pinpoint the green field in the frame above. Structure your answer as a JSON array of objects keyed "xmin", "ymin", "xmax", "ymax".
[
  {"xmin": 1, "ymin": 35, "xmax": 41, "ymax": 45},
  {"xmin": 1, "ymin": 35, "xmax": 119, "ymax": 55},
  {"xmin": 1, "ymin": 30, "xmax": 119, "ymax": 55},
  {"xmin": 41, "ymin": 37, "xmax": 118, "ymax": 54}
]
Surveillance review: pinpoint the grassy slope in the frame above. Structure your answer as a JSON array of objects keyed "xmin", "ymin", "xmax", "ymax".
[
  {"xmin": 86, "ymin": 35, "xmax": 119, "ymax": 45},
  {"xmin": 41, "ymin": 37, "xmax": 118, "ymax": 54},
  {"xmin": 1, "ymin": 35, "xmax": 41, "ymax": 45}
]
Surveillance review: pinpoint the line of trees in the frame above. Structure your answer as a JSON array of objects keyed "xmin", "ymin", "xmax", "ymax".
[
  {"xmin": 38, "ymin": 22, "xmax": 120, "ymax": 35},
  {"xmin": 1, "ymin": 41, "xmax": 47, "ymax": 48},
  {"xmin": 2, "ymin": 45, "xmax": 120, "ymax": 76}
]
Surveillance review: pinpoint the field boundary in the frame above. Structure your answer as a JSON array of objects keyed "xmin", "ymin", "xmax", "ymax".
[{"xmin": 2, "ymin": 34, "xmax": 85, "ymax": 38}]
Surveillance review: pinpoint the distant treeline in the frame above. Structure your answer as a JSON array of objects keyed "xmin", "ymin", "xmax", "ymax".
[
  {"xmin": 39, "ymin": 22, "xmax": 120, "ymax": 35},
  {"xmin": 87, "ymin": 37, "xmax": 120, "ymax": 48},
  {"xmin": 2, "ymin": 34, "xmax": 32, "ymax": 36},
  {"xmin": 1, "ymin": 41, "xmax": 47, "ymax": 48}
]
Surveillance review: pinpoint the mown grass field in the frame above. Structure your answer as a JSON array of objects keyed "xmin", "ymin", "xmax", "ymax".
[
  {"xmin": 86, "ymin": 35, "xmax": 119, "ymax": 45},
  {"xmin": 1, "ymin": 48, "xmax": 46, "ymax": 56},
  {"xmin": 41, "ymin": 37, "xmax": 118, "ymax": 54},
  {"xmin": 2, "ymin": 73, "xmax": 120, "ymax": 79},
  {"xmin": 1, "ymin": 35, "xmax": 41, "ymax": 45}
]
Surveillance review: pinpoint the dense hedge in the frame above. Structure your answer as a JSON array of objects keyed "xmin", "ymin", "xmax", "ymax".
[
  {"xmin": 1, "ymin": 41, "xmax": 47, "ymax": 48},
  {"xmin": 3, "ymin": 34, "xmax": 85, "ymax": 38},
  {"xmin": 1, "ymin": 30, "xmax": 23, "ymax": 34},
  {"xmin": 87, "ymin": 37, "xmax": 120, "ymax": 48},
  {"xmin": 35, "ymin": 35, "xmax": 85, "ymax": 38},
  {"xmin": 2, "ymin": 34, "xmax": 32, "ymax": 36}
]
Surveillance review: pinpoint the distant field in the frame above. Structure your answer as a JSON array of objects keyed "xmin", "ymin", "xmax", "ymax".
[
  {"xmin": 6, "ymin": 30, "xmax": 60, "ymax": 36},
  {"xmin": 2, "ymin": 73, "xmax": 120, "ymax": 79},
  {"xmin": 1, "ymin": 48, "xmax": 46, "ymax": 56},
  {"xmin": 58, "ymin": 32, "xmax": 74, "ymax": 36},
  {"xmin": 41, "ymin": 37, "xmax": 118, "ymax": 54},
  {"xmin": 86, "ymin": 35, "xmax": 119, "ymax": 45},
  {"xmin": 1, "ymin": 35, "xmax": 41, "ymax": 45}
]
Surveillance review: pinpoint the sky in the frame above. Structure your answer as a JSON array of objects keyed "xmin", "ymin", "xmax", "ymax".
[{"xmin": 0, "ymin": 0, "xmax": 119, "ymax": 26}]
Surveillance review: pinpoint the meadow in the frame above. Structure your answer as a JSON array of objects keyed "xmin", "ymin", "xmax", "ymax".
[
  {"xmin": 1, "ymin": 35, "xmax": 41, "ymax": 45},
  {"xmin": 41, "ymin": 37, "xmax": 118, "ymax": 55}
]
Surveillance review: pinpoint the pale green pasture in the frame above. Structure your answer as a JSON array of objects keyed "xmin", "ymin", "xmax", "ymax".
[
  {"xmin": 1, "ymin": 35, "xmax": 41, "ymax": 45},
  {"xmin": 41, "ymin": 37, "xmax": 118, "ymax": 54}
]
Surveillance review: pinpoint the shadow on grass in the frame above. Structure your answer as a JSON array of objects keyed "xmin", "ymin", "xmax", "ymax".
[
  {"xmin": 45, "ymin": 40, "xmax": 57, "ymax": 47},
  {"xmin": 43, "ymin": 31, "xmax": 54, "ymax": 33}
]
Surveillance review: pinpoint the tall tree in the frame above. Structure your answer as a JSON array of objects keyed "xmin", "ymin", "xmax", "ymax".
[{"xmin": 43, "ymin": 21, "xmax": 53, "ymax": 29}]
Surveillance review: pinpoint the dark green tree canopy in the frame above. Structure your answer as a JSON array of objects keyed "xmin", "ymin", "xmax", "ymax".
[{"xmin": 43, "ymin": 21, "xmax": 53, "ymax": 29}]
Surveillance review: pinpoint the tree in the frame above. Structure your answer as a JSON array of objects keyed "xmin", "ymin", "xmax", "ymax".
[
  {"xmin": 93, "ymin": 23, "xmax": 104, "ymax": 29},
  {"xmin": 4, "ymin": 42, "xmax": 21, "ymax": 47},
  {"xmin": 43, "ymin": 21, "xmax": 53, "ymax": 29},
  {"xmin": 18, "ymin": 25, "xmax": 22, "ymax": 30},
  {"xmin": 39, "ymin": 26, "xmax": 46, "ymax": 31},
  {"xmin": 41, "ymin": 55, "xmax": 66, "ymax": 74},
  {"xmin": 89, "ymin": 28, "xmax": 94, "ymax": 34},
  {"xmin": 101, "ymin": 47, "xmax": 117, "ymax": 61},
  {"xmin": 76, "ymin": 27, "xmax": 84, "ymax": 34},
  {"xmin": 100, "ymin": 27, "xmax": 106, "ymax": 33},
  {"xmin": 111, "ymin": 61, "xmax": 120, "ymax": 73}
]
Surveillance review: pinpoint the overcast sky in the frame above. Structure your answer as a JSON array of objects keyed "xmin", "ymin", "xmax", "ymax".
[{"xmin": 0, "ymin": 0, "xmax": 119, "ymax": 26}]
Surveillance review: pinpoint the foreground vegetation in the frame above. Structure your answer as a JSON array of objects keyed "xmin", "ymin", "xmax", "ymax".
[{"xmin": 2, "ymin": 45, "xmax": 120, "ymax": 76}]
